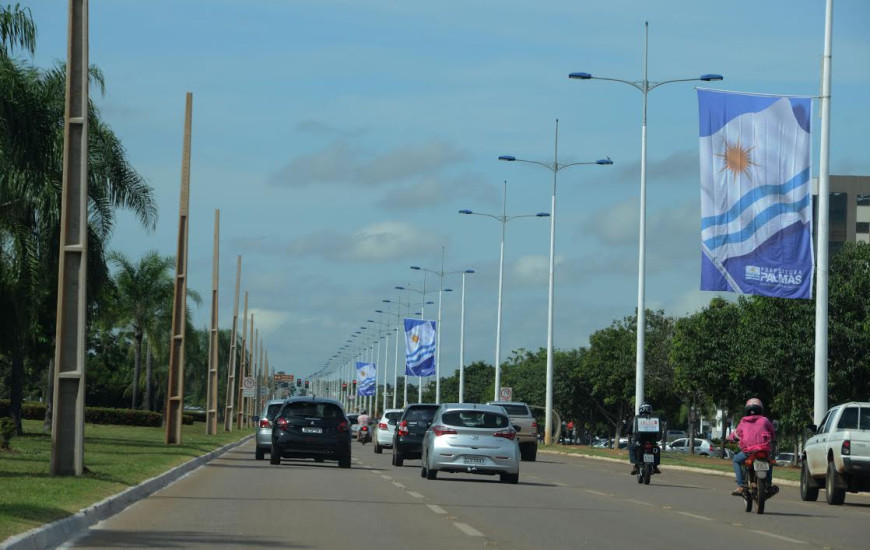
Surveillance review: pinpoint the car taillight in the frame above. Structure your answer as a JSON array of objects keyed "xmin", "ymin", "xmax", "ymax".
[
  {"xmin": 379, "ymin": 422, "xmax": 388, "ymax": 430},
  {"xmin": 494, "ymin": 430, "xmax": 517, "ymax": 440},
  {"xmin": 276, "ymin": 417, "xmax": 289, "ymax": 431},
  {"xmin": 259, "ymin": 419, "xmax": 272, "ymax": 429},
  {"xmin": 842, "ymin": 440, "xmax": 851, "ymax": 456},
  {"xmin": 531, "ymin": 421, "xmax": 537, "ymax": 430},
  {"xmin": 337, "ymin": 420, "xmax": 348, "ymax": 432},
  {"xmin": 431, "ymin": 425, "xmax": 457, "ymax": 437},
  {"xmin": 398, "ymin": 421, "xmax": 409, "ymax": 437}
]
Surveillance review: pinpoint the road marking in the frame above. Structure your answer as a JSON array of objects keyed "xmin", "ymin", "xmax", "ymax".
[
  {"xmin": 392, "ymin": 481, "xmax": 405, "ymax": 488},
  {"xmin": 624, "ymin": 499, "xmax": 651, "ymax": 506},
  {"xmin": 407, "ymin": 491, "xmax": 424, "ymax": 498},
  {"xmin": 380, "ymin": 475, "xmax": 392, "ymax": 480},
  {"xmin": 552, "ymin": 481, "xmax": 568, "ymax": 487},
  {"xmin": 584, "ymin": 489, "xmax": 608, "ymax": 496},
  {"xmin": 750, "ymin": 530, "xmax": 806, "ymax": 544},
  {"xmin": 677, "ymin": 512, "xmax": 713, "ymax": 521},
  {"xmin": 427, "ymin": 504, "xmax": 447, "ymax": 514},
  {"xmin": 453, "ymin": 522, "xmax": 485, "ymax": 537}
]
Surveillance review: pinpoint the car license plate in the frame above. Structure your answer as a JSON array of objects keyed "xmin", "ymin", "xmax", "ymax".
[
  {"xmin": 464, "ymin": 457, "xmax": 485, "ymax": 465},
  {"xmin": 753, "ymin": 461, "xmax": 769, "ymax": 471},
  {"xmin": 302, "ymin": 427, "xmax": 322, "ymax": 434},
  {"xmin": 643, "ymin": 453, "xmax": 655, "ymax": 463}
]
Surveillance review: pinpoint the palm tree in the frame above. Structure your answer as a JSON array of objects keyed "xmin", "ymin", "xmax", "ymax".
[
  {"xmin": 0, "ymin": 8, "xmax": 157, "ymax": 432},
  {"xmin": 109, "ymin": 251, "xmax": 173, "ymax": 410}
]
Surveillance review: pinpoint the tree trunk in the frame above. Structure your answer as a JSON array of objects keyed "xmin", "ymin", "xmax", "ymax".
[
  {"xmin": 145, "ymin": 340, "xmax": 153, "ymax": 411},
  {"xmin": 132, "ymin": 330, "xmax": 142, "ymax": 409},
  {"xmin": 9, "ymin": 350, "xmax": 25, "ymax": 435},
  {"xmin": 43, "ymin": 358, "xmax": 55, "ymax": 433}
]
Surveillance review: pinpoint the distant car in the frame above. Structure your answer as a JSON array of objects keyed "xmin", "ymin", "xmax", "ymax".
[
  {"xmin": 392, "ymin": 403, "xmax": 440, "ymax": 466},
  {"xmin": 665, "ymin": 430, "xmax": 688, "ymax": 444},
  {"xmin": 269, "ymin": 396, "xmax": 352, "ymax": 468},
  {"xmin": 666, "ymin": 437, "xmax": 716, "ymax": 456},
  {"xmin": 254, "ymin": 399, "xmax": 286, "ymax": 460},
  {"xmin": 374, "ymin": 409, "xmax": 403, "ymax": 454},
  {"xmin": 775, "ymin": 452, "xmax": 797, "ymax": 467},
  {"xmin": 421, "ymin": 403, "xmax": 520, "ymax": 484},
  {"xmin": 347, "ymin": 414, "xmax": 360, "ymax": 438},
  {"xmin": 486, "ymin": 401, "xmax": 538, "ymax": 461}
]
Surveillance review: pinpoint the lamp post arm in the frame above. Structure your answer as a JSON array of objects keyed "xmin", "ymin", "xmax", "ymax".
[
  {"xmin": 647, "ymin": 77, "xmax": 707, "ymax": 91},
  {"xmin": 510, "ymin": 158, "xmax": 556, "ymax": 173},
  {"xmin": 586, "ymin": 76, "xmax": 644, "ymax": 92},
  {"xmin": 557, "ymin": 160, "xmax": 606, "ymax": 171}
]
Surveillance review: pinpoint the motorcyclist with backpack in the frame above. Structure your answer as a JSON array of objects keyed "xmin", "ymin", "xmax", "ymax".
[{"xmin": 622, "ymin": 402, "xmax": 662, "ymax": 475}]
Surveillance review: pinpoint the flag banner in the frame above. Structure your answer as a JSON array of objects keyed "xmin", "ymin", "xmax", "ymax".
[
  {"xmin": 698, "ymin": 89, "xmax": 814, "ymax": 299},
  {"xmin": 355, "ymin": 362, "xmax": 376, "ymax": 397},
  {"xmin": 404, "ymin": 318, "xmax": 436, "ymax": 377}
]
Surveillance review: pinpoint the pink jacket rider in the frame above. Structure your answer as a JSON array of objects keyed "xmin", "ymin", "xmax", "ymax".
[{"xmin": 730, "ymin": 414, "xmax": 775, "ymax": 453}]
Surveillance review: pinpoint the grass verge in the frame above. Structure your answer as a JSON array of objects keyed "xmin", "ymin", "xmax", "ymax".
[
  {"xmin": 540, "ymin": 443, "xmax": 801, "ymax": 482},
  {"xmin": 0, "ymin": 418, "xmax": 250, "ymax": 541}
]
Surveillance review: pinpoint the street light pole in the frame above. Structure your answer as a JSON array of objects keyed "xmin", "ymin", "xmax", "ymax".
[
  {"xmin": 460, "ymin": 183, "xmax": 548, "ymax": 401},
  {"xmin": 458, "ymin": 269, "xmax": 475, "ymax": 403},
  {"xmin": 499, "ymin": 121, "xmax": 612, "ymax": 445},
  {"xmin": 569, "ymin": 22, "xmax": 722, "ymax": 413}
]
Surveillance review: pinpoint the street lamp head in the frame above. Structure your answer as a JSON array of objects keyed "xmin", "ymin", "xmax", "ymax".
[
  {"xmin": 394, "ymin": 286, "xmax": 405, "ymax": 290},
  {"xmin": 459, "ymin": 209, "xmax": 473, "ymax": 214},
  {"xmin": 596, "ymin": 157, "xmax": 614, "ymax": 165},
  {"xmin": 464, "ymin": 269, "xmax": 475, "ymax": 274},
  {"xmin": 444, "ymin": 288, "xmax": 453, "ymax": 292},
  {"xmin": 410, "ymin": 266, "xmax": 421, "ymax": 270},
  {"xmin": 375, "ymin": 309, "xmax": 383, "ymax": 313},
  {"xmin": 537, "ymin": 212, "xmax": 550, "ymax": 217},
  {"xmin": 700, "ymin": 74, "xmax": 723, "ymax": 81},
  {"xmin": 367, "ymin": 319, "xmax": 374, "ymax": 323},
  {"xmin": 498, "ymin": 155, "xmax": 516, "ymax": 162},
  {"xmin": 568, "ymin": 72, "xmax": 593, "ymax": 80}
]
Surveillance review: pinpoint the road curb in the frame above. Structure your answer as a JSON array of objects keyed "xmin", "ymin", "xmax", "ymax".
[
  {"xmin": 1, "ymin": 434, "xmax": 253, "ymax": 550},
  {"xmin": 540, "ymin": 448, "xmax": 801, "ymax": 487}
]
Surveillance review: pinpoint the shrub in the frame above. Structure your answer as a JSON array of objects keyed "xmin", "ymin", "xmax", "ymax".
[
  {"xmin": 182, "ymin": 414, "xmax": 194, "ymax": 425},
  {"xmin": 0, "ymin": 418, "xmax": 14, "ymax": 450}
]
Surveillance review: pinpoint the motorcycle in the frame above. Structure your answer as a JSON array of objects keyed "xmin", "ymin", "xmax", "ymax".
[
  {"xmin": 635, "ymin": 440, "xmax": 660, "ymax": 485},
  {"xmin": 741, "ymin": 449, "xmax": 774, "ymax": 514},
  {"xmin": 358, "ymin": 424, "xmax": 372, "ymax": 445}
]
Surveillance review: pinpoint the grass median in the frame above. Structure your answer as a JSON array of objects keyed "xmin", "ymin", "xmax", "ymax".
[
  {"xmin": 0, "ymin": 418, "xmax": 251, "ymax": 541},
  {"xmin": 540, "ymin": 443, "xmax": 802, "ymax": 482}
]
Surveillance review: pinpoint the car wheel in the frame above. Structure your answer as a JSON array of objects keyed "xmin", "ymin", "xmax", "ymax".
[
  {"xmin": 255, "ymin": 446, "xmax": 265, "ymax": 461},
  {"xmin": 374, "ymin": 443, "xmax": 383, "ymax": 454},
  {"xmin": 800, "ymin": 460, "xmax": 819, "ymax": 501},
  {"xmin": 393, "ymin": 450, "xmax": 404, "ymax": 467},
  {"xmin": 520, "ymin": 443, "xmax": 537, "ymax": 462},
  {"xmin": 338, "ymin": 452, "xmax": 351, "ymax": 469},
  {"xmin": 269, "ymin": 444, "xmax": 280, "ymax": 465},
  {"xmin": 499, "ymin": 473, "xmax": 519, "ymax": 485},
  {"xmin": 426, "ymin": 466, "xmax": 437, "ymax": 480},
  {"xmin": 825, "ymin": 460, "xmax": 846, "ymax": 505}
]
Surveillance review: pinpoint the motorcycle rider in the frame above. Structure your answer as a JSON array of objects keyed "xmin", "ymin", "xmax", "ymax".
[
  {"xmin": 357, "ymin": 409, "xmax": 371, "ymax": 441},
  {"xmin": 729, "ymin": 397, "xmax": 779, "ymax": 497},
  {"xmin": 622, "ymin": 402, "xmax": 662, "ymax": 475}
]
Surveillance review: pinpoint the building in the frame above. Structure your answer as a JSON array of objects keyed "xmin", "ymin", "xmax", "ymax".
[{"xmin": 812, "ymin": 175, "xmax": 870, "ymax": 254}]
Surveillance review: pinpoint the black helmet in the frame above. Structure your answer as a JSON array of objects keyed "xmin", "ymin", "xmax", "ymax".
[
  {"xmin": 360, "ymin": 409, "xmax": 367, "ymax": 415},
  {"xmin": 744, "ymin": 398, "xmax": 764, "ymax": 416},
  {"xmin": 638, "ymin": 403, "xmax": 653, "ymax": 416}
]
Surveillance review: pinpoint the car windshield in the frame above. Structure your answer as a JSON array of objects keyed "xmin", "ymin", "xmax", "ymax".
[
  {"xmin": 442, "ymin": 411, "xmax": 509, "ymax": 429},
  {"xmin": 282, "ymin": 402, "xmax": 343, "ymax": 420},
  {"xmin": 498, "ymin": 404, "xmax": 529, "ymax": 416},
  {"xmin": 405, "ymin": 406, "xmax": 438, "ymax": 422}
]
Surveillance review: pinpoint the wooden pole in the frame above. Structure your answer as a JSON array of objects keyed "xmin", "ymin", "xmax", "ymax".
[
  {"xmin": 224, "ymin": 256, "xmax": 241, "ymax": 431},
  {"xmin": 206, "ymin": 210, "xmax": 220, "ymax": 434}
]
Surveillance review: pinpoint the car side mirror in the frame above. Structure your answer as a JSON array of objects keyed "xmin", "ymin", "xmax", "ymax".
[{"xmin": 252, "ymin": 415, "xmax": 260, "ymax": 423}]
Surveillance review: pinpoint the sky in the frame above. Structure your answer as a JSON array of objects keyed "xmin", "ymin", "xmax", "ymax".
[{"xmin": 20, "ymin": 1, "xmax": 870, "ymax": 387}]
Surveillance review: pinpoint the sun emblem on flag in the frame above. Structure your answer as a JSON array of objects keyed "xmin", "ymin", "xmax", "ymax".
[
  {"xmin": 716, "ymin": 136, "xmax": 757, "ymax": 181},
  {"xmin": 411, "ymin": 334, "xmax": 419, "ymax": 344}
]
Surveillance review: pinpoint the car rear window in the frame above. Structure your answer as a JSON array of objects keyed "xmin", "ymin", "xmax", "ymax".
[
  {"xmin": 860, "ymin": 407, "xmax": 870, "ymax": 430},
  {"xmin": 498, "ymin": 404, "xmax": 530, "ymax": 416},
  {"xmin": 385, "ymin": 412, "xmax": 402, "ymax": 422},
  {"xmin": 266, "ymin": 403, "xmax": 283, "ymax": 420},
  {"xmin": 838, "ymin": 407, "xmax": 859, "ymax": 429},
  {"xmin": 442, "ymin": 411, "xmax": 510, "ymax": 429},
  {"xmin": 404, "ymin": 406, "xmax": 439, "ymax": 422},
  {"xmin": 281, "ymin": 402, "xmax": 343, "ymax": 420}
]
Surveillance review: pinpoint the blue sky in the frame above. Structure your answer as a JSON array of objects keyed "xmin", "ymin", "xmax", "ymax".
[{"xmin": 21, "ymin": 1, "xmax": 870, "ymax": 385}]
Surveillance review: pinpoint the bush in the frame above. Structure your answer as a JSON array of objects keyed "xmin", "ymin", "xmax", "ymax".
[
  {"xmin": 1, "ymin": 418, "xmax": 15, "ymax": 450},
  {"xmin": 0, "ymin": 400, "xmax": 161, "ymax": 427},
  {"xmin": 182, "ymin": 414, "xmax": 194, "ymax": 425}
]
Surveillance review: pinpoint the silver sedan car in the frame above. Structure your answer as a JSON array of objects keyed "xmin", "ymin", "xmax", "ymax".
[
  {"xmin": 420, "ymin": 403, "xmax": 520, "ymax": 484},
  {"xmin": 255, "ymin": 399, "xmax": 286, "ymax": 460}
]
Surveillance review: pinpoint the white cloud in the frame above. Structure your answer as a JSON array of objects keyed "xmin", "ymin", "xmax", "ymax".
[
  {"xmin": 666, "ymin": 290, "xmax": 735, "ymax": 318},
  {"xmin": 286, "ymin": 221, "xmax": 445, "ymax": 262},
  {"xmin": 248, "ymin": 308, "xmax": 291, "ymax": 335},
  {"xmin": 511, "ymin": 254, "xmax": 565, "ymax": 286}
]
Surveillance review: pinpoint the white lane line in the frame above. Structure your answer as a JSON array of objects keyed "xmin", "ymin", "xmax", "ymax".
[
  {"xmin": 380, "ymin": 475, "xmax": 392, "ymax": 480},
  {"xmin": 750, "ymin": 530, "xmax": 806, "ymax": 544},
  {"xmin": 407, "ymin": 491, "xmax": 424, "ymax": 499},
  {"xmin": 453, "ymin": 522, "xmax": 485, "ymax": 537},
  {"xmin": 427, "ymin": 504, "xmax": 447, "ymax": 514},
  {"xmin": 392, "ymin": 481, "xmax": 405, "ymax": 488},
  {"xmin": 552, "ymin": 481, "xmax": 568, "ymax": 487},
  {"xmin": 585, "ymin": 489, "xmax": 608, "ymax": 496},
  {"xmin": 677, "ymin": 512, "xmax": 713, "ymax": 521},
  {"xmin": 624, "ymin": 499, "xmax": 651, "ymax": 506}
]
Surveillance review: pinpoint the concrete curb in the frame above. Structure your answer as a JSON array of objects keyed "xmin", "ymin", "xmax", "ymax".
[
  {"xmin": 1, "ymin": 434, "xmax": 253, "ymax": 550},
  {"xmin": 540, "ymin": 448, "xmax": 801, "ymax": 487}
]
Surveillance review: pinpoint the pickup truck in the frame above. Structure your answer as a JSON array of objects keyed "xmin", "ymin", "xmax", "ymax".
[
  {"xmin": 801, "ymin": 401, "xmax": 870, "ymax": 505},
  {"xmin": 487, "ymin": 401, "xmax": 538, "ymax": 461}
]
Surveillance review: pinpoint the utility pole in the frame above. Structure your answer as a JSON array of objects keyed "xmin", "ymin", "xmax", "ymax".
[
  {"xmin": 206, "ymin": 210, "xmax": 220, "ymax": 434},
  {"xmin": 224, "ymin": 256, "xmax": 241, "ymax": 431}
]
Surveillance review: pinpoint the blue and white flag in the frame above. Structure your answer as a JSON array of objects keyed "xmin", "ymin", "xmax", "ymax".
[
  {"xmin": 404, "ymin": 318, "xmax": 436, "ymax": 377},
  {"xmin": 698, "ymin": 89, "xmax": 814, "ymax": 299},
  {"xmin": 355, "ymin": 362, "xmax": 376, "ymax": 397}
]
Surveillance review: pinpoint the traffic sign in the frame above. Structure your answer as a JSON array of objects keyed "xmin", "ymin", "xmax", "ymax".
[
  {"xmin": 273, "ymin": 374, "xmax": 294, "ymax": 382},
  {"xmin": 242, "ymin": 376, "xmax": 256, "ymax": 397},
  {"xmin": 499, "ymin": 387, "xmax": 512, "ymax": 401}
]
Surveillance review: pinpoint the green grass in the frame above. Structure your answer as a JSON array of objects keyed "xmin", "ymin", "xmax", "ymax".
[
  {"xmin": 0, "ymin": 419, "xmax": 250, "ymax": 541},
  {"xmin": 541, "ymin": 443, "xmax": 801, "ymax": 482}
]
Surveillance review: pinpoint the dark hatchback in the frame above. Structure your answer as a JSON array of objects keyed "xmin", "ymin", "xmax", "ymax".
[
  {"xmin": 392, "ymin": 403, "xmax": 440, "ymax": 466},
  {"xmin": 270, "ymin": 397, "xmax": 352, "ymax": 468}
]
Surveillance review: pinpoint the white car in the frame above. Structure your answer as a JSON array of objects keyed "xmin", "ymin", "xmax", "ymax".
[
  {"xmin": 373, "ymin": 409, "xmax": 403, "ymax": 454},
  {"xmin": 666, "ymin": 437, "xmax": 717, "ymax": 456}
]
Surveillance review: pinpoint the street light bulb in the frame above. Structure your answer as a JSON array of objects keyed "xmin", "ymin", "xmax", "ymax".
[
  {"xmin": 410, "ymin": 266, "xmax": 421, "ymax": 270},
  {"xmin": 568, "ymin": 72, "xmax": 593, "ymax": 80},
  {"xmin": 498, "ymin": 155, "xmax": 516, "ymax": 162},
  {"xmin": 537, "ymin": 212, "xmax": 550, "ymax": 217},
  {"xmin": 700, "ymin": 74, "xmax": 723, "ymax": 81},
  {"xmin": 465, "ymin": 269, "xmax": 475, "ymax": 274},
  {"xmin": 596, "ymin": 158, "xmax": 614, "ymax": 165},
  {"xmin": 459, "ymin": 209, "xmax": 473, "ymax": 214}
]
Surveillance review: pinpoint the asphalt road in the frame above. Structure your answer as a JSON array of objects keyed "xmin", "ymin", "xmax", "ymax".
[{"xmin": 63, "ymin": 440, "xmax": 869, "ymax": 549}]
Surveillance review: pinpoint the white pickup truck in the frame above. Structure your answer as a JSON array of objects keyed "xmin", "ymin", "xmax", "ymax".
[{"xmin": 801, "ymin": 401, "xmax": 870, "ymax": 505}]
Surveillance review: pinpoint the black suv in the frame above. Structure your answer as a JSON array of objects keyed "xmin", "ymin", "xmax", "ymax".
[
  {"xmin": 392, "ymin": 403, "xmax": 439, "ymax": 466},
  {"xmin": 270, "ymin": 397, "xmax": 352, "ymax": 468}
]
